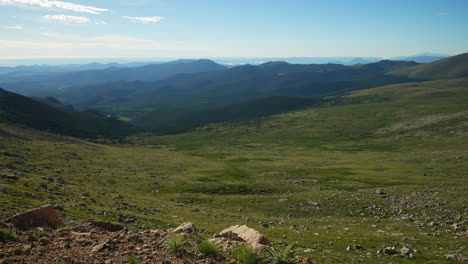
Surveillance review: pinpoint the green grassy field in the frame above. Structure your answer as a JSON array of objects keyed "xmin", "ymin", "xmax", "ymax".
[{"xmin": 1, "ymin": 78, "xmax": 467, "ymax": 263}]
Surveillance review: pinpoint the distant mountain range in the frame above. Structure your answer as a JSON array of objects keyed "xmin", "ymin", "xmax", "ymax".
[
  {"xmin": 0, "ymin": 52, "xmax": 449, "ymax": 68},
  {"xmin": 0, "ymin": 59, "xmax": 226, "ymax": 97},
  {"xmin": 0, "ymin": 52, "xmax": 465, "ymax": 135},
  {"xmin": 0, "ymin": 61, "xmax": 160, "ymax": 76}
]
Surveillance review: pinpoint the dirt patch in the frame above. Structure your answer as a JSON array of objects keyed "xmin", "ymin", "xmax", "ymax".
[{"xmin": 379, "ymin": 110, "xmax": 468, "ymax": 132}]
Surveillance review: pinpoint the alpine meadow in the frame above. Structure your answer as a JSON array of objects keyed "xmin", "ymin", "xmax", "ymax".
[{"xmin": 0, "ymin": 1, "xmax": 467, "ymax": 263}]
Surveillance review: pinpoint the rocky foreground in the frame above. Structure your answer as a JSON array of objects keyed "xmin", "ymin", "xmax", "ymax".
[
  {"xmin": 0, "ymin": 206, "xmax": 313, "ymax": 264},
  {"xmin": 1, "ymin": 206, "xmax": 467, "ymax": 263}
]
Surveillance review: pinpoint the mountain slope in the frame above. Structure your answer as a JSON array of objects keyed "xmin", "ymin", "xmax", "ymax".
[
  {"xmin": 31, "ymin": 96, "xmax": 75, "ymax": 112},
  {"xmin": 390, "ymin": 52, "xmax": 468, "ymax": 79},
  {"xmin": 150, "ymin": 78, "xmax": 468, "ymax": 152},
  {"xmin": 0, "ymin": 88, "xmax": 137, "ymax": 138}
]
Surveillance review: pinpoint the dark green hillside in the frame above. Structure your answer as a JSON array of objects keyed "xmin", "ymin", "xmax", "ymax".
[
  {"xmin": 390, "ymin": 52, "xmax": 468, "ymax": 79},
  {"xmin": 31, "ymin": 96, "xmax": 75, "ymax": 112},
  {"xmin": 133, "ymin": 96, "xmax": 321, "ymax": 134},
  {"xmin": 144, "ymin": 78, "xmax": 468, "ymax": 149},
  {"xmin": 0, "ymin": 88, "xmax": 137, "ymax": 138}
]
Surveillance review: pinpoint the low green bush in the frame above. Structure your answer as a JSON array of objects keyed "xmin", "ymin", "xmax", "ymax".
[
  {"xmin": 36, "ymin": 230, "xmax": 50, "ymax": 237},
  {"xmin": 230, "ymin": 246, "xmax": 258, "ymax": 264},
  {"xmin": 197, "ymin": 240, "xmax": 220, "ymax": 256},
  {"xmin": 128, "ymin": 255, "xmax": 142, "ymax": 264},
  {"xmin": 265, "ymin": 244, "xmax": 297, "ymax": 264},
  {"xmin": 164, "ymin": 234, "xmax": 190, "ymax": 254},
  {"xmin": 0, "ymin": 228, "xmax": 17, "ymax": 241}
]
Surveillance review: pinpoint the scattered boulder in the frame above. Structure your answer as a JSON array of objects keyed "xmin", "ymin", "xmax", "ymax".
[
  {"xmin": 295, "ymin": 255, "xmax": 315, "ymax": 264},
  {"xmin": 377, "ymin": 247, "xmax": 398, "ymax": 255},
  {"xmin": 116, "ymin": 214, "xmax": 136, "ymax": 223},
  {"xmin": 91, "ymin": 239, "xmax": 110, "ymax": 254},
  {"xmin": 375, "ymin": 189, "xmax": 386, "ymax": 196},
  {"xmin": 400, "ymin": 246, "xmax": 416, "ymax": 258},
  {"xmin": 446, "ymin": 253, "xmax": 467, "ymax": 261},
  {"xmin": 172, "ymin": 222, "xmax": 197, "ymax": 234},
  {"xmin": 0, "ymin": 184, "xmax": 6, "ymax": 194},
  {"xmin": 308, "ymin": 201, "xmax": 320, "ymax": 206},
  {"xmin": 451, "ymin": 223, "xmax": 464, "ymax": 231},
  {"xmin": 3, "ymin": 174, "xmax": 19, "ymax": 181},
  {"xmin": 10, "ymin": 205, "xmax": 62, "ymax": 230}
]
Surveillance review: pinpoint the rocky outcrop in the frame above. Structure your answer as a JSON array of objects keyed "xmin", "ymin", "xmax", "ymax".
[
  {"xmin": 10, "ymin": 205, "xmax": 62, "ymax": 230},
  {"xmin": 0, "ymin": 220, "xmax": 180, "ymax": 264},
  {"xmin": 0, "ymin": 218, "xmax": 311, "ymax": 264}
]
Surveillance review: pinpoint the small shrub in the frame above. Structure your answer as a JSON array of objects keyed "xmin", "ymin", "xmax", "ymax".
[
  {"xmin": 164, "ymin": 234, "xmax": 189, "ymax": 254},
  {"xmin": 128, "ymin": 255, "xmax": 142, "ymax": 264},
  {"xmin": 231, "ymin": 246, "xmax": 258, "ymax": 264},
  {"xmin": 197, "ymin": 240, "xmax": 220, "ymax": 256},
  {"xmin": 0, "ymin": 228, "xmax": 17, "ymax": 241},
  {"xmin": 265, "ymin": 244, "xmax": 297, "ymax": 264},
  {"xmin": 36, "ymin": 230, "xmax": 50, "ymax": 237}
]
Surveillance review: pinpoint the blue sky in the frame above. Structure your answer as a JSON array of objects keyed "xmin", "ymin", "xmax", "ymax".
[{"xmin": 0, "ymin": 0, "xmax": 467, "ymax": 59}]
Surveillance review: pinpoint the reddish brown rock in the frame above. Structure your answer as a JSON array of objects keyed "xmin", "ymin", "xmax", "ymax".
[{"xmin": 10, "ymin": 205, "xmax": 62, "ymax": 230}]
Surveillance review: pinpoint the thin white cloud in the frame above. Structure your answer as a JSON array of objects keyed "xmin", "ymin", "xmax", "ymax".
[
  {"xmin": 0, "ymin": 36, "xmax": 208, "ymax": 58},
  {"xmin": 40, "ymin": 31, "xmax": 62, "ymax": 38},
  {"xmin": 38, "ymin": 32, "xmax": 159, "ymax": 47},
  {"xmin": 0, "ymin": 34, "xmax": 168, "ymax": 58},
  {"xmin": 436, "ymin": 12, "xmax": 448, "ymax": 16},
  {"xmin": 94, "ymin": 21, "xmax": 107, "ymax": 25},
  {"xmin": 0, "ymin": 25, "xmax": 23, "ymax": 29},
  {"xmin": 43, "ymin": 14, "xmax": 90, "ymax": 24},
  {"xmin": 0, "ymin": 0, "xmax": 109, "ymax": 14},
  {"xmin": 122, "ymin": 16, "xmax": 164, "ymax": 24}
]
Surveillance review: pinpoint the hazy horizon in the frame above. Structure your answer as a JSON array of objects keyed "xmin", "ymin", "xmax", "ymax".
[
  {"xmin": 0, "ymin": 52, "xmax": 457, "ymax": 67},
  {"xmin": 1, "ymin": 0, "xmax": 467, "ymax": 61}
]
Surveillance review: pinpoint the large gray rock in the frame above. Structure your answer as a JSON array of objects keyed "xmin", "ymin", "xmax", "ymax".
[
  {"xmin": 10, "ymin": 205, "xmax": 62, "ymax": 230},
  {"xmin": 217, "ymin": 225, "xmax": 270, "ymax": 245},
  {"xmin": 172, "ymin": 222, "xmax": 197, "ymax": 234},
  {"xmin": 213, "ymin": 224, "xmax": 270, "ymax": 252}
]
